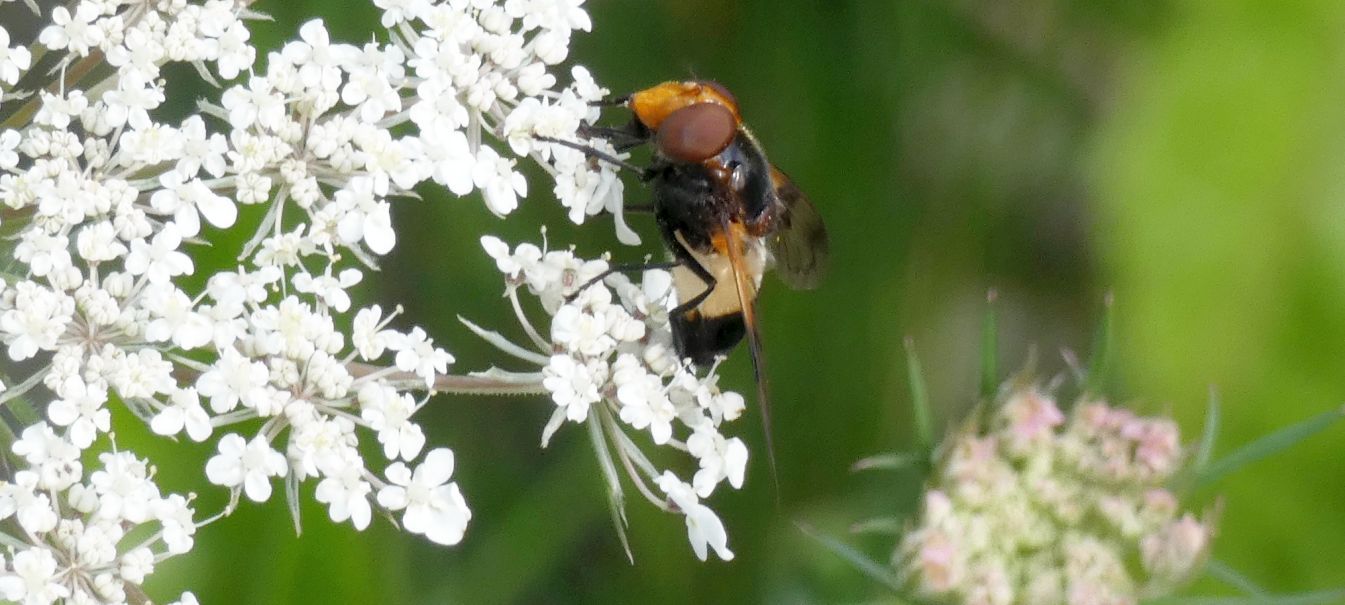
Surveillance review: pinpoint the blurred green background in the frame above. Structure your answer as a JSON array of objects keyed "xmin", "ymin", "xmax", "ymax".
[{"xmin": 140, "ymin": 0, "xmax": 1345, "ymax": 602}]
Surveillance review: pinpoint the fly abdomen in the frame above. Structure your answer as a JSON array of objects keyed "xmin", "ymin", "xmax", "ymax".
[{"xmin": 671, "ymin": 311, "xmax": 746, "ymax": 367}]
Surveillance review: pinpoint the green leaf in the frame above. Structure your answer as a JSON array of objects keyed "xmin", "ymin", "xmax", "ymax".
[
  {"xmin": 904, "ymin": 337, "xmax": 933, "ymax": 452},
  {"xmin": 980, "ymin": 288, "xmax": 999, "ymax": 399},
  {"xmin": 848, "ymin": 517, "xmax": 904, "ymax": 536},
  {"xmin": 1204, "ymin": 559, "xmax": 1267, "ymax": 597},
  {"xmin": 1084, "ymin": 292, "xmax": 1115, "ymax": 395},
  {"xmin": 1144, "ymin": 589, "xmax": 1345, "ymax": 605},
  {"xmin": 850, "ymin": 452, "xmax": 922, "ymax": 473},
  {"xmin": 1189, "ymin": 407, "xmax": 1344, "ymax": 491},
  {"xmin": 1194, "ymin": 387, "xmax": 1222, "ymax": 469},
  {"xmin": 794, "ymin": 522, "xmax": 905, "ymax": 594}
]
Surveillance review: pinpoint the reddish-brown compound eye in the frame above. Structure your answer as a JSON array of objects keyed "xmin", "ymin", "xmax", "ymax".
[{"xmin": 656, "ymin": 103, "xmax": 737, "ymax": 163}]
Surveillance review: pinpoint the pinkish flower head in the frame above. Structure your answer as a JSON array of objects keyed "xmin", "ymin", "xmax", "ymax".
[
  {"xmin": 997, "ymin": 388, "xmax": 1065, "ymax": 456},
  {"xmin": 896, "ymin": 385, "xmax": 1214, "ymax": 605}
]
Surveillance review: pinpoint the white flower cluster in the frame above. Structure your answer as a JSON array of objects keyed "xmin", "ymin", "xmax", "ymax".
[
  {"xmin": 0, "ymin": 431, "xmax": 198, "ymax": 605},
  {"xmin": 0, "ymin": 0, "xmax": 619, "ymax": 600},
  {"xmin": 896, "ymin": 388, "xmax": 1214, "ymax": 605},
  {"xmin": 477, "ymin": 236, "xmax": 749, "ymax": 561}
]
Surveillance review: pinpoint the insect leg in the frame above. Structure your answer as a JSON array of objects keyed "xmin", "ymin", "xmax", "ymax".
[
  {"xmin": 665, "ymin": 237, "xmax": 717, "ymax": 316},
  {"xmin": 576, "ymin": 124, "xmax": 648, "ymax": 152},
  {"xmin": 533, "ymin": 135, "xmax": 647, "ymax": 175},
  {"xmin": 588, "ymin": 94, "xmax": 631, "ymax": 107},
  {"xmin": 533, "ymin": 135, "xmax": 656, "ymax": 182},
  {"xmin": 566, "ymin": 260, "xmax": 683, "ymax": 303}
]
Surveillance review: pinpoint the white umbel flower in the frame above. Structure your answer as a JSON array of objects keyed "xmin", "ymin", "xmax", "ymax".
[
  {"xmin": 377, "ymin": 449, "xmax": 471, "ymax": 545},
  {"xmin": 0, "ymin": 549, "xmax": 70, "ymax": 605},
  {"xmin": 657, "ymin": 472, "xmax": 734, "ymax": 562},
  {"xmin": 0, "ymin": 0, "xmax": 687, "ymax": 598},
  {"xmin": 315, "ymin": 463, "xmax": 374, "ymax": 531},
  {"xmin": 205, "ymin": 434, "xmax": 288, "ymax": 502},
  {"xmin": 475, "ymin": 236, "xmax": 752, "ymax": 560}
]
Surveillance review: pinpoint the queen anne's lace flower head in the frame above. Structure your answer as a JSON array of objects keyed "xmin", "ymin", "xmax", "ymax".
[
  {"xmin": 0, "ymin": 442, "xmax": 198, "ymax": 605},
  {"xmin": 471, "ymin": 235, "xmax": 750, "ymax": 561},
  {"xmin": 895, "ymin": 387, "xmax": 1215, "ymax": 605},
  {"xmin": 0, "ymin": 0, "xmax": 660, "ymax": 599}
]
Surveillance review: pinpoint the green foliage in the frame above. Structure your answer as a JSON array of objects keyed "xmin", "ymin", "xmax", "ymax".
[
  {"xmin": 980, "ymin": 290, "xmax": 999, "ymax": 399},
  {"xmin": 1144, "ymin": 590, "xmax": 1345, "ymax": 605},
  {"xmin": 1094, "ymin": 0, "xmax": 1345, "ymax": 590},
  {"xmin": 905, "ymin": 338, "xmax": 934, "ymax": 453},
  {"xmin": 1195, "ymin": 389, "xmax": 1222, "ymax": 469},
  {"xmin": 808, "ymin": 367, "xmax": 1342, "ymax": 603},
  {"xmin": 1085, "ymin": 293, "xmax": 1115, "ymax": 396},
  {"xmin": 794, "ymin": 523, "xmax": 906, "ymax": 596},
  {"xmin": 142, "ymin": 0, "xmax": 1345, "ymax": 602},
  {"xmin": 1186, "ymin": 407, "xmax": 1344, "ymax": 493}
]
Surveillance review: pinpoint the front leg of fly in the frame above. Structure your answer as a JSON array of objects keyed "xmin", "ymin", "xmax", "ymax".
[
  {"xmin": 577, "ymin": 121, "xmax": 650, "ymax": 153},
  {"xmin": 664, "ymin": 237, "xmax": 718, "ymax": 316},
  {"xmin": 564, "ymin": 259, "xmax": 684, "ymax": 304}
]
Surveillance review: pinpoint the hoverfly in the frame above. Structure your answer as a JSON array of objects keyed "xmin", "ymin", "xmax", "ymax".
[{"xmin": 541, "ymin": 80, "xmax": 829, "ymax": 483}]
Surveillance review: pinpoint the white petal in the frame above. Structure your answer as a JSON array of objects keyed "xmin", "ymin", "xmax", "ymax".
[
  {"xmin": 47, "ymin": 400, "xmax": 78, "ymax": 425},
  {"xmin": 724, "ymin": 439, "xmax": 748, "ymax": 489},
  {"xmin": 197, "ymin": 191, "xmax": 238, "ymax": 228},
  {"xmin": 174, "ymin": 314, "xmax": 214, "ymax": 349},
  {"xmin": 686, "ymin": 503, "xmax": 733, "ymax": 561},
  {"xmin": 480, "ymin": 235, "xmax": 509, "ymax": 260},
  {"xmin": 350, "ymin": 497, "xmax": 371, "ymax": 530},
  {"xmin": 337, "ymin": 212, "xmax": 364, "ymax": 245},
  {"xmin": 205, "ymin": 457, "xmax": 241, "ymax": 487},
  {"xmin": 173, "ymin": 205, "xmax": 201, "ymax": 238},
  {"xmin": 243, "ymin": 472, "xmax": 273, "ymax": 502},
  {"xmin": 363, "ymin": 204, "xmax": 396, "ymax": 254},
  {"xmin": 419, "ymin": 448, "xmax": 455, "ymax": 485},
  {"xmin": 384, "ymin": 461, "xmax": 412, "ymax": 486},
  {"xmin": 377, "ymin": 485, "xmax": 407, "ymax": 510},
  {"xmin": 150, "ymin": 408, "xmax": 183, "ymax": 436}
]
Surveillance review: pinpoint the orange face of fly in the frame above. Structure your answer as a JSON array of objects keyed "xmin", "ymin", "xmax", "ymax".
[{"xmin": 628, "ymin": 80, "xmax": 741, "ymax": 131}]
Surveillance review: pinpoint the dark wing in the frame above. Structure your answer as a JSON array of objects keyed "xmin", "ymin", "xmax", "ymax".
[{"xmin": 767, "ymin": 168, "xmax": 829, "ymax": 290}]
